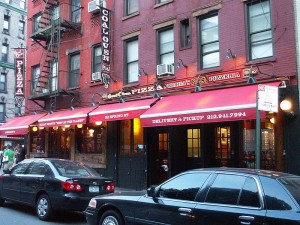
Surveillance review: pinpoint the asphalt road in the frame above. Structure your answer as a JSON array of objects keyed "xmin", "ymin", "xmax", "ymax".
[{"xmin": 0, "ymin": 201, "xmax": 87, "ymax": 225}]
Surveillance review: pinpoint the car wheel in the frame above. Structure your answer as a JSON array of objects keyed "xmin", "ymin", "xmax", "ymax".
[
  {"xmin": 99, "ymin": 210, "xmax": 124, "ymax": 225},
  {"xmin": 36, "ymin": 194, "xmax": 53, "ymax": 221}
]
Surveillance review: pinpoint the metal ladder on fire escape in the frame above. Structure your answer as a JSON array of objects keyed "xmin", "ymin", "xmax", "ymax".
[{"xmin": 35, "ymin": 0, "xmax": 62, "ymax": 111}]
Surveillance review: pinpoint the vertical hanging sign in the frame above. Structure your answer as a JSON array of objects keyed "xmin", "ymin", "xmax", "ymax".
[
  {"xmin": 100, "ymin": 6, "xmax": 111, "ymax": 88},
  {"xmin": 14, "ymin": 48, "xmax": 25, "ymax": 108}
]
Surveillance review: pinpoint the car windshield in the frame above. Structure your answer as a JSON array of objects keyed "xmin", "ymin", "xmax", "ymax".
[
  {"xmin": 279, "ymin": 176, "xmax": 300, "ymax": 206},
  {"xmin": 51, "ymin": 160, "xmax": 100, "ymax": 177}
]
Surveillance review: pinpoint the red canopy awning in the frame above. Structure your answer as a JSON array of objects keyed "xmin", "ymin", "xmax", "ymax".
[
  {"xmin": 141, "ymin": 83, "xmax": 280, "ymax": 127},
  {"xmin": 0, "ymin": 113, "xmax": 46, "ymax": 135},
  {"xmin": 89, "ymin": 98, "xmax": 158, "ymax": 122},
  {"xmin": 38, "ymin": 106, "xmax": 97, "ymax": 127}
]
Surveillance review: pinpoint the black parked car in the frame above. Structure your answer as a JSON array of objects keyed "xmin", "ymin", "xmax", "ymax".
[
  {"xmin": 85, "ymin": 168, "xmax": 300, "ymax": 225},
  {"xmin": 0, "ymin": 158, "xmax": 115, "ymax": 220}
]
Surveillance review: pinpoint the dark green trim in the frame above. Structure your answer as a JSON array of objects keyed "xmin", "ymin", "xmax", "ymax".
[
  {"xmin": 0, "ymin": 2, "xmax": 27, "ymax": 15},
  {"xmin": 0, "ymin": 62, "xmax": 14, "ymax": 69}
]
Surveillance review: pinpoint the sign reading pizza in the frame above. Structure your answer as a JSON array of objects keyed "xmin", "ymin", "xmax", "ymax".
[{"xmin": 14, "ymin": 48, "xmax": 25, "ymax": 107}]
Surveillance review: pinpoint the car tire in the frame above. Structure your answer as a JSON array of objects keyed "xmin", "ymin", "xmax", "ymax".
[
  {"xmin": 36, "ymin": 194, "xmax": 53, "ymax": 221},
  {"xmin": 99, "ymin": 210, "xmax": 124, "ymax": 225}
]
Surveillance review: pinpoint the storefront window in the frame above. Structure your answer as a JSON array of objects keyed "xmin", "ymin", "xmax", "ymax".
[
  {"xmin": 120, "ymin": 118, "xmax": 144, "ymax": 155},
  {"xmin": 75, "ymin": 123, "xmax": 105, "ymax": 154},
  {"xmin": 30, "ymin": 127, "xmax": 45, "ymax": 154},
  {"xmin": 187, "ymin": 129, "xmax": 201, "ymax": 158}
]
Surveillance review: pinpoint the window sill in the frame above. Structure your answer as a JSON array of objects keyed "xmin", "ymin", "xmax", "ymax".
[
  {"xmin": 122, "ymin": 12, "xmax": 140, "ymax": 21},
  {"xmin": 245, "ymin": 57, "xmax": 277, "ymax": 66},
  {"xmin": 154, "ymin": 0, "xmax": 174, "ymax": 9},
  {"xmin": 198, "ymin": 67, "xmax": 223, "ymax": 75},
  {"xmin": 90, "ymin": 80, "xmax": 104, "ymax": 87}
]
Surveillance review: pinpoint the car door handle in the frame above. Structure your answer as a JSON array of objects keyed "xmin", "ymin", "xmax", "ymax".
[
  {"xmin": 178, "ymin": 208, "xmax": 192, "ymax": 213},
  {"xmin": 239, "ymin": 215, "xmax": 254, "ymax": 225}
]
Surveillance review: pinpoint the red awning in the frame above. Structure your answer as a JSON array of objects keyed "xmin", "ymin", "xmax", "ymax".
[
  {"xmin": 38, "ymin": 106, "xmax": 97, "ymax": 127},
  {"xmin": 0, "ymin": 113, "xmax": 47, "ymax": 136},
  {"xmin": 89, "ymin": 98, "xmax": 158, "ymax": 122},
  {"xmin": 141, "ymin": 83, "xmax": 280, "ymax": 127}
]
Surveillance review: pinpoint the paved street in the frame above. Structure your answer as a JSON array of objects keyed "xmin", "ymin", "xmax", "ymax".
[{"xmin": 0, "ymin": 201, "xmax": 87, "ymax": 225}]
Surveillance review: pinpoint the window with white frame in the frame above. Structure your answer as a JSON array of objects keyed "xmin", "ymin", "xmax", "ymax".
[
  {"xmin": 33, "ymin": 14, "xmax": 41, "ymax": 32},
  {"xmin": 247, "ymin": 0, "xmax": 273, "ymax": 60},
  {"xmin": 20, "ymin": 0, "xmax": 26, "ymax": 9},
  {"xmin": 19, "ymin": 20, "xmax": 25, "ymax": 38},
  {"xmin": 0, "ymin": 103, "xmax": 5, "ymax": 122},
  {"xmin": 32, "ymin": 65, "xmax": 40, "ymax": 93},
  {"xmin": 69, "ymin": 53, "xmax": 80, "ymax": 88},
  {"xmin": 3, "ymin": 15, "xmax": 10, "ymax": 34},
  {"xmin": 125, "ymin": 0, "xmax": 138, "ymax": 16},
  {"xmin": 199, "ymin": 15, "xmax": 220, "ymax": 69},
  {"xmin": 158, "ymin": 27, "xmax": 174, "ymax": 65},
  {"xmin": 71, "ymin": 0, "xmax": 81, "ymax": 23},
  {"xmin": 92, "ymin": 45, "xmax": 102, "ymax": 74},
  {"xmin": 51, "ymin": 60, "xmax": 58, "ymax": 91},
  {"xmin": 125, "ymin": 38, "xmax": 139, "ymax": 84},
  {"xmin": 1, "ymin": 43, "xmax": 8, "ymax": 62},
  {"xmin": 0, "ymin": 72, "xmax": 7, "ymax": 92}
]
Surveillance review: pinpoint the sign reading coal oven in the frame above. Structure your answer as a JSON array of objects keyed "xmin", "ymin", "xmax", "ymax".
[{"xmin": 100, "ymin": 6, "xmax": 111, "ymax": 88}]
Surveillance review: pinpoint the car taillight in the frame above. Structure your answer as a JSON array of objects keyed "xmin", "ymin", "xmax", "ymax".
[
  {"xmin": 106, "ymin": 182, "xmax": 115, "ymax": 192},
  {"xmin": 88, "ymin": 198, "xmax": 97, "ymax": 208},
  {"xmin": 61, "ymin": 181, "xmax": 83, "ymax": 192}
]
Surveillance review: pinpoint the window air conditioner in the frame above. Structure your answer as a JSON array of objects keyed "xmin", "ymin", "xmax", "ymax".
[
  {"xmin": 88, "ymin": 0, "xmax": 106, "ymax": 13},
  {"xmin": 92, "ymin": 72, "xmax": 102, "ymax": 81},
  {"xmin": 156, "ymin": 64, "xmax": 174, "ymax": 77}
]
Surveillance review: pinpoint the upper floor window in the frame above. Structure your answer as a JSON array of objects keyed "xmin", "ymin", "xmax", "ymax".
[
  {"xmin": 68, "ymin": 53, "xmax": 80, "ymax": 88},
  {"xmin": 199, "ymin": 15, "xmax": 220, "ymax": 69},
  {"xmin": 3, "ymin": 15, "xmax": 10, "ymax": 34},
  {"xmin": 125, "ymin": 38, "xmax": 139, "ymax": 84},
  {"xmin": 50, "ymin": 60, "xmax": 58, "ymax": 92},
  {"xmin": 0, "ymin": 103, "xmax": 5, "ymax": 122},
  {"xmin": 1, "ymin": 43, "xmax": 9, "ymax": 62},
  {"xmin": 158, "ymin": 27, "xmax": 174, "ymax": 65},
  {"xmin": 247, "ymin": 0, "xmax": 273, "ymax": 60},
  {"xmin": 92, "ymin": 45, "xmax": 102, "ymax": 74},
  {"xmin": 71, "ymin": 0, "xmax": 81, "ymax": 23},
  {"xmin": 31, "ymin": 65, "xmax": 40, "ymax": 93},
  {"xmin": 20, "ymin": 0, "xmax": 26, "ymax": 9},
  {"xmin": 125, "ymin": 0, "xmax": 138, "ymax": 16},
  {"xmin": 0, "ymin": 72, "xmax": 7, "ymax": 92},
  {"xmin": 33, "ymin": 14, "xmax": 41, "ymax": 32},
  {"xmin": 19, "ymin": 21, "xmax": 25, "ymax": 38},
  {"xmin": 180, "ymin": 19, "xmax": 191, "ymax": 49}
]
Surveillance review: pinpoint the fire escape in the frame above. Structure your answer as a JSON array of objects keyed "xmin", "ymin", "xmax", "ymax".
[{"xmin": 29, "ymin": 0, "xmax": 82, "ymax": 111}]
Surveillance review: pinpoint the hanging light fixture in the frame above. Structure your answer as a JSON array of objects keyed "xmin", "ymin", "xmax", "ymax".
[
  {"xmin": 77, "ymin": 124, "xmax": 83, "ymax": 129},
  {"xmin": 89, "ymin": 129, "xmax": 95, "ymax": 137},
  {"xmin": 95, "ymin": 121, "xmax": 103, "ymax": 126},
  {"xmin": 32, "ymin": 126, "xmax": 38, "ymax": 132}
]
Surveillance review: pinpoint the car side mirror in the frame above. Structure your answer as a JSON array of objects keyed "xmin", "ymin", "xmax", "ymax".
[
  {"xmin": 3, "ymin": 168, "xmax": 12, "ymax": 174},
  {"xmin": 147, "ymin": 186, "xmax": 157, "ymax": 198}
]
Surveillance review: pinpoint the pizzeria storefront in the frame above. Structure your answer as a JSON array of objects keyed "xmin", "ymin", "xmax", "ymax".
[{"xmin": 138, "ymin": 81, "xmax": 284, "ymax": 186}]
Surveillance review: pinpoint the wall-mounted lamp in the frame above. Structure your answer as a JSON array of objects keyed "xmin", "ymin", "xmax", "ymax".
[
  {"xmin": 95, "ymin": 121, "xmax": 103, "ymax": 126},
  {"xmin": 89, "ymin": 129, "xmax": 95, "ymax": 137},
  {"xmin": 270, "ymin": 117, "xmax": 275, "ymax": 124},
  {"xmin": 32, "ymin": 126, "xmax": 38, "ymax": 132},
  {"xmin": 39, "ymin": 126, "xmax": 44, "ymax": 130},
  {"xmin": 53, "ymin": 126, "xmax": 58, "ymax": 130},
  {"xmin": 138, "ymin": 68, "xmax": 148, "ymax": 76},
  {"xmin": 119, "ymin": 96, "xmax": 125, "ymax": 103},
  {"xmin": 177, "ymin": 59, "xmax": 187, "ymax": 68},
  {"xmin": 153, "ymin": 82, "xmax": 160, "ymax": 98},
  {"xmin": 194, "ymin": 76, "xmax": 202, "ymax": 92},
  {"xmin": 77, "ymin": 124, "xmax": 83, "ymax": 129},
  {"xmin": 280, "ymin": 99, "xmax": 295, "ymax": 118},
  {"xmin": 64, "ymin": 125, "xmax": 70, "ymax": 128},
  {"xmin": 225, "ymin": 49, "xmax": 236, "ymax": 59},
  {"xmin": 91, "ymin": 93, "xmax": 102, "ymax": 106},
  {"xmin": 247, "ymin": 66, "xmax": 256, "ymax": 84}
]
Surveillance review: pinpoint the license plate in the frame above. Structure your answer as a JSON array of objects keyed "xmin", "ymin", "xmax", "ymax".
[{"xmin": 89, "ymin": 185, "xmax": 99, "ymax": 193}]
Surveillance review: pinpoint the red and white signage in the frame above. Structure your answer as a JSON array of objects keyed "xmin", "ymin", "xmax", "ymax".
[{"xmin": 14, "ymin": 48, "xmax": 26, "ymax": 107}]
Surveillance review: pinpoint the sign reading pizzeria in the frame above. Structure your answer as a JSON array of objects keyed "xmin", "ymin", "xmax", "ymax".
[{"xmin": 14, "ymin": 48, "xmax": 25, "ymax": 108}]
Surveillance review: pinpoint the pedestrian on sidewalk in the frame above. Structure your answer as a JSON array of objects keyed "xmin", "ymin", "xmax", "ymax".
[{"xmin": 3, "ymin": 145, "xmax": 15, "ymax": 170}]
